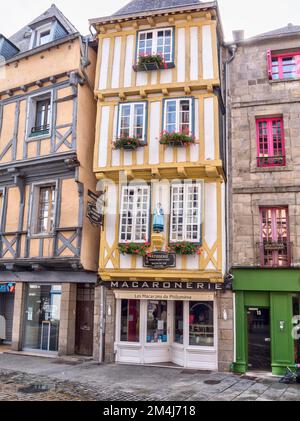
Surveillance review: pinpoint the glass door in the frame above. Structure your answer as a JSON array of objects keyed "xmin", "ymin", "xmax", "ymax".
[
  {"xmin": 146, "ymin": 301, "xmax": 168, "ymax": 344},
  {"xmin": 24, "ymin": 284, "xmax": 61, "ymax": 352}
]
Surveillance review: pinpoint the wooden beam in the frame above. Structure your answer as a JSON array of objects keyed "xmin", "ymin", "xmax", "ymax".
[{"xmin": 147, "ymin": 16, "xmax": 155, "ymax": 27}]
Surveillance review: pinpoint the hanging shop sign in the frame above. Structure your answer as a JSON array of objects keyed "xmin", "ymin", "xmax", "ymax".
[
  {"xmin": 87, "ymin": 190, "xmax": 105, "ymax": 227},
  {"xmin": 104, "ymin": 280, "xmax": 225, "ymax": 291},
  {"xmin": 143, "ymin": 252, "xmax": 176, "ymax": 269},
  {"xmin": 0, "ymin": 283, "xmax": 15, "ymax": 293}
]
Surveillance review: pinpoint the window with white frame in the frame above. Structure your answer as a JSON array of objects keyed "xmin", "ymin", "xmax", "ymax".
[
  {"xmin": 137, "ymin": 28, "xmax": 174, "ymax": 63},
  {"xmin": 27, "ymin": 92, "xmax": 52, "ymax": 138},
  {"xmin": 119, "ymin": 185, "xmax": 150, "ymax": 243},
  {"xmin": 118, "ymin": 102, "xmax": 147, "ymax": 143},
  {"xmin": 30, "ymin": 183, "xmax": 57, "ymax": 236},
  {"xmin": 33, "ymin": 23, "xmax": 53, "ymax": 48},
  {"xmin": 170, "ymin": 182, "xmax": 202, "ymax": 243},
  {"xmin": 164, "ymin": 98, "xmax": 193, "ymax": 134}
]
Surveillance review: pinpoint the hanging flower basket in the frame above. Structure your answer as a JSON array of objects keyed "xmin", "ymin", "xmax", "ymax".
[
  {"xmin": 113, "ymin": 136, "xmax": 142, "ymax": 150},
  {"xmin": 118, "ymin": 242, "xmax": 151, "ymax": 256},
  {"xmin": 159, "ymin": 131, "xmax": 195, "ymax": 147},
  {"xmin": 133, "ymin": 53, "xmax": 168, "ymax": 72},
  {"xmin": 168, "ymin": 242, "xmax": 202, "ymax": 256}
]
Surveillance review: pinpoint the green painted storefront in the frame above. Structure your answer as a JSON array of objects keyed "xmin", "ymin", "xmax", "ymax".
[{"xmin": 232, "ymin": 269, "xmax": 300, "ymax": 376}]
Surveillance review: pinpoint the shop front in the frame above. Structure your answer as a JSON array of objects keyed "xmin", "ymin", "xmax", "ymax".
[
  {"xmin": 233, "ymin": 269, "xmax": 300, "ymax": 376},
  {"xmin": 0, "ymin": 283, "xmax": 15, "ymax": 346},
  {"xmin": 102, "ymin": 280, "xmax": 233, "ymax": 370},
  {"xmin": 3, "ymin": 271, "xmax": 97, "ymax": 357},
  {"xmin": 115, "ymin": 291, "xmax": 218, "ymax": 369}
]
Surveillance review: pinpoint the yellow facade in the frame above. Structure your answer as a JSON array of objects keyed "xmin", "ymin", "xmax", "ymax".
[
  {"xmin": 93, "ymin": 8, "xmax": 225, "ymax": 282},
  {"xmin": 0, "ymin": 37, "xmax": 99, "ymax": 271}
]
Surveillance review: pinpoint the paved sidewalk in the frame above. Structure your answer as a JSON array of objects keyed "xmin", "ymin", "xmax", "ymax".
[{"xmin": 0, "ymin": 354, "xmax": 299, "ymax": 401}]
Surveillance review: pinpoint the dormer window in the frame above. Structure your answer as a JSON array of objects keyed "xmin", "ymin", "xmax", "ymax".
[{"xmin": 34, "ymin": 23, "xmax": 53, "ymax": 47}]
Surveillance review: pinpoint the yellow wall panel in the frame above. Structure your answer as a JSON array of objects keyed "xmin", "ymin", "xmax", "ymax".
[
  {"xmin": 22, "ymin": 185, "xmax": 30, "ymax": 231},
  {"xmin": 40, "ymin": 139, "xmax": 51, "ymax": 156},
  {"xmin": 29, "ymin": 239, "xmax": 39, "ymax": 257},
  {"xmin": 27, "ymin": 141, "xmax": 37, "ymax": 159},
  {"xmin": 59, "ymin": 179, "xmax": 79, "ymax": 227},
  {"xmin": 16, "ymin": 100, "xmax": 26, "ymax": 161},
  {"xmin": 5, "ymin": 187, "xmax": 20, "ymax": 232},
  {"xmin": 56, "ymin": 101, "xmax": 73, "ymax": 126},
  {"xmin": 0, "ymin": 102, "xmax": 15, "ymax": 162}
]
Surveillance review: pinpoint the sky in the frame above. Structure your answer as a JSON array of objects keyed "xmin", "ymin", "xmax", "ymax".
[{"xmin": 1, "ymin": 0, "xmax": 300, "ymax": 41}]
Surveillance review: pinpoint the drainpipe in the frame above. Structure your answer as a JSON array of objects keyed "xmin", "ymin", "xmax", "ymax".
[
  {"xmin": 78, "ymin": 35, "xmax": 95, "ymax": 93},
  {"xmin": 225, "ymin": 43, "xmax": 237, "ymax": 364}
]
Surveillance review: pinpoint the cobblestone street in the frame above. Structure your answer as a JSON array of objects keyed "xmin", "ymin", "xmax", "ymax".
[{"xmin": 0, "ymin": 354, "xmax": 299, "ymax": 401}]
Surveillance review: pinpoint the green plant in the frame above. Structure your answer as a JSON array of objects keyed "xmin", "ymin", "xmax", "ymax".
[
  {"xmin": 159, "ymin": 130, "xmax": 195, "ymax": 146},
  {"xmin": 168, "ymin": 242, "xmax": 202, "ymax": 256},
  {"xmin": 114, "ymin": 136, "xmax": 141, "ymax": 150},
  {"xmin": 118, "ymin": 242, "xmax": 151, "ymax": 256},
  {"xmin": 137, "ymin": 53, "xmax": 165, "ymax": 67}
]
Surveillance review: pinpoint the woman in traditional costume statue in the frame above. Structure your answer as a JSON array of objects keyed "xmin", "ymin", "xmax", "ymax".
[{"xmin": 153, "ymin": 202, "xmax": 164, "ymax": 233}]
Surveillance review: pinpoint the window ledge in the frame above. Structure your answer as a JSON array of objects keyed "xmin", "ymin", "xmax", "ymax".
[
  {"xmin": 250, "ymin": 164, "xmax": 294, "ymax": 173},
  {"xmin": 29, "ymin": 233, "xmax": 55, "ymax": 239},
  {"xmin": 27, "ymin": 131, "xmax": 51, "ymax": 142},
  {"xmin": 270, "ymin": 77, "xmax": 300, "ymax": 84}
]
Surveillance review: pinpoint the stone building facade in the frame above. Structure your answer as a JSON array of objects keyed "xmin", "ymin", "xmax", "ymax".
[{"xmin": 229, "ymin": 25, "xmax": 300, "ymax": 375}]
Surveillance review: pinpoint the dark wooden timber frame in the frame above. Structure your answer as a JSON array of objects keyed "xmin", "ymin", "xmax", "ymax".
[{"xmin": 0, "ymin": 75, "xmax": 85, "ymax": 271}]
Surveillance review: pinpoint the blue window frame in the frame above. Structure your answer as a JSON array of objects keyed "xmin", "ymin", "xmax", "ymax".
[{"xmin": 117, "ymin": 102, "xmax": 148, "ymax": 144}]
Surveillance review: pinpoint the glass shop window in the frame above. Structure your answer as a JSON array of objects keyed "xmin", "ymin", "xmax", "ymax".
[
  {"xmin": 146, "ymin": 301, "xmax": 168, "ymax": 343},
  {"xmin": 120, "ymin": 300, "xmax": 140, "ymax": 342},
  {"xmin": 189, "ymin": 301, "xmax": 214, "ymax": 347}
]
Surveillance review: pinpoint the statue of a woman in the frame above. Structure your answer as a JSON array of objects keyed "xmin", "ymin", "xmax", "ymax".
[{"xmin": 153, "ymin": 203, "xmax": 164, "ymax": 233}]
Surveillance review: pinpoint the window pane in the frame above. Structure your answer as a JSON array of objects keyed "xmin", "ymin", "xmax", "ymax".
[
  {"xmin": 38, "ymin": 30, "xmax": 51, "ymax": 46},
  {"xmin": 147, "ymin": 301, "xmax": 168, "ymax": 343},
  {"xmin": 24, "ymin": 284, "xmax": 61, "ymax": 352},
  {"xmin": 166, "ymin": 100, "xmax": 177, "ymax": 133},
  {"xmin": 36, "ymin": 186, "xmax": 55, "ymax": 234},
  {"xmin": 35, "ymin": 98, "xmax": 51, "ymax": 130},
  {"xmin": 179, "ymin": 100, "xmax": 191, "ymax": 133},
  {"xmin": 174, "ymin": 301, "xmax": 184, "ymax": 344},
  {"xmin": 133, "ymin": 104, "xmax": 145, "ymax": 140},
  {"xmin": 189, "ymin": 302, "xmax": 214, "ymax": 347},
  {"xmin": 120, "ymin": 300, "xmax": 140, "ymax": 342}
]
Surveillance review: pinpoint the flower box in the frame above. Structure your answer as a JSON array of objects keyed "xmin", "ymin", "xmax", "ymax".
[
  {"xmin": 133, "ymin": 54, "xmax": 173, "ymax": 72},
  {"xmin": 113, "ymin": 137, "xmax": 142, "ymax": 150},
  {"xmin": 168, "ymin": 242, "xmax": 202, "ymax": 256},
  {"xmin": 118, "ymin": 242, "xmax": 151, "ymax": 257},
  {"xmin": 159, "ymin": 131, "xmax": 195, "ymax": 147}
]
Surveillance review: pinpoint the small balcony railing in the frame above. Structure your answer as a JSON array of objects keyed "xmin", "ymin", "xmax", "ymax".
[
  {"xmin": 257, "ymin": 155, "xmax": 286, "ymax": 168},
  {"xmin": 258, "ymin": 241, "xmax": 292, "ymax": 268},
  {"xmin": 29, "ymin": 124, "xmax": 50, "ymax": 138}
]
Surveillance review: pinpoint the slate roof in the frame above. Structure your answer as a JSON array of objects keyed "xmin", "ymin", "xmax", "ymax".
[
  {"xmin": 9, "ymin": 4, "xmax": 78, "ymax": 54},
  {"xmin": 113, "ymin": 0, "xmax": 202, "ymax": 17},
  {"xmin": 251, "ymin": 23, "xmax": 300, "ymax": 41}
]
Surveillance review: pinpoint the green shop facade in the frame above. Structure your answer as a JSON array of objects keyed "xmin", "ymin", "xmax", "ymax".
[{"xmin": 232, "ymin": 269, "xmax": 300, "ymax": 375}]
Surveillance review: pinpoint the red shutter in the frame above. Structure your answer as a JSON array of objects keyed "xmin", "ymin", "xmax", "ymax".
[{"xmin": 267, "ymin": 49, "xmax": 273, "ymax": 80}]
